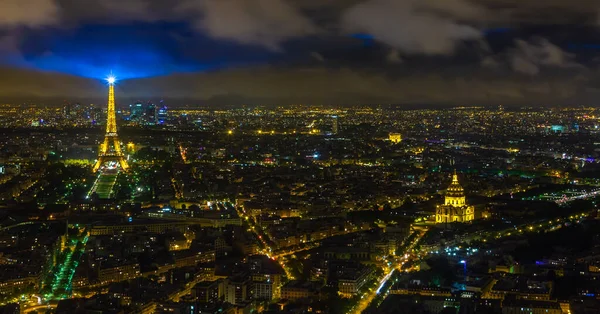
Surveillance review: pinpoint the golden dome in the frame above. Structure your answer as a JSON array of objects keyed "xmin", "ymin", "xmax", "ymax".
[{"xmin": 446, "ymin": 171, "xmax": 465, "ymax": 198}]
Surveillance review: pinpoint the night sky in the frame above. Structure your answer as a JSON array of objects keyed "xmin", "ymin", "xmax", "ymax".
[{"xmin": 2, "ymin": 0, "xmax": 600, "ymax": 105}]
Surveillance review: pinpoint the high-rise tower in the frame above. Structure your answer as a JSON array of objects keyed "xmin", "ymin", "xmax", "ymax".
[
  {"xmin": 93, "ymin": 76, "xmax": 129, "ymax": 172},
  {"xmin": 331, "ymin": 115, "xmax": 339, "ymax": 134},
  {"xmin": 157, "ymin": 101, "xmax": 167, "ymax": 124}
]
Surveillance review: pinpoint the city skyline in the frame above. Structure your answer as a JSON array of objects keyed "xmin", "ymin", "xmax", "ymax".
[
  {"xmin": 2, "ymin": 2, "xmax": 600, "ymax": 314},
  {"xmin": 0, "ymin": 81, "xmax": 600, "ymax": 312},
  {"xmin": 0, "ymin": 100, "xmax": 598, "ymax": 313}
]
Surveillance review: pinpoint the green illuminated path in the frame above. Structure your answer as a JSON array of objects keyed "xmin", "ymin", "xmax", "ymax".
[
  {"xmin": 90, "ymin": 172, "xmax": 118, "ymax": 199},
  {"xmin": 43, "ymin": 234, "xmax": 88, "ymax": 301}
]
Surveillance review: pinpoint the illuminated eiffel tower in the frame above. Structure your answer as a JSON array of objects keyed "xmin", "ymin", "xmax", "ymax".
[{"xmin": 93, "ymin": 76, "xmax": 129, "ymax": 172}]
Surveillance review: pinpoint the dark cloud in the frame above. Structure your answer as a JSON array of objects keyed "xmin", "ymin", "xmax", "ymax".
[
  {"xmin": 3, "ymin": 0, "xmax": 599, "ymax": 47},
  {"xmin": 0, "ymin": 34, "xmax": 20, "ymax": 54},
  {"xmin": 2, "ymin": 0, "xmax": 600, "ymax": 54},
  {"xmin": 177, "ymin": 0, "xmax": 318, "ymax": 51},
  {"xmin": 510, "ymin": 38, "xmax": 583, "ymax": 74},
  {"xmin": 0, "ymin": 0, "xmax": 59, "ymax": 27},
  {"xmin": 478, "ymin": 0, "xmax": 600, "ymax": 25},
  {"xmin": 483, "ymin": 37, "xmax": 585, "ymax": 75},
  {"xmin": 342, "ymin": 0, "xmax": 484, "ymax": 55},
  {"xmin": 386, "ymin": 49, "xmax": 403, "ymax": 64},
  {"xmin": 510, "ymin": 54, "xmax": 540, "ymax": 76},
  {"xmin": 58, "ymin": 0, "xmax": 159, "ymax": 23},
  {"xmin": 310, "ymin": 52, "xmax": 325, "ymax": 62}
]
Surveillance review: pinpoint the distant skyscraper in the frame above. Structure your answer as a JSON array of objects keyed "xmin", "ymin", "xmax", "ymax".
[
  {"xmin": 70, "ymin": 103, "xmax": 83, "ymax": 120},
  {"xmin": 63, "ymin": 103, "xmax": 71, "ymax": 118},
  {"xmin": 571, "ymin": 122, "xmax": 580, "ymax": 133},
  {"xmin": 130, "ymin": 102, "xmax": 144, "ymax": 123},
  {"xmin": 146, "ymin": 102, "xmax": 157, "ymax": 125},
  {"xmin": 157, "ymin": 101, "xmax": 168, "ymax": 124},
  {"xmin": 91, "ymin": 106, "xmax": 103, "ymax": 125},
  {"xmin": 332, "ymin": 115, "xmax": 339, "ymax": 134}
]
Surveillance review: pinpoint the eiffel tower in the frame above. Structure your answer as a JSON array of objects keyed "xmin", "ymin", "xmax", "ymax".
[{"xmin": 93, "ymin": 76, "xmax": 129, "ymax": 172}]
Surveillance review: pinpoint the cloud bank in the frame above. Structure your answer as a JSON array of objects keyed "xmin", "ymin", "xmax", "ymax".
[
  {"xmin": 0, "ymin": 0, "xmax": 599, "ymax": 106},
  {"xmin": 2, "ymin": 0, "xmax": 598, "ymax": 52}
]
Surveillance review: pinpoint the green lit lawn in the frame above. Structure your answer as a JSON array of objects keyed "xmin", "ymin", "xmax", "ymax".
[{"xmin": 95, "ymin": 173, "xmax": 118, "ymax": 199}]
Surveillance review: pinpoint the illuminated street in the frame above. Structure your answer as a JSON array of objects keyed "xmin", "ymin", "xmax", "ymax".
[
  {"xmin": 348, "ymin": 230, "xmax": 426, "ymax": 314},
  {"xmin": 43, "ymin": 231, "xmax": 89, "ymax": 301},
  {"xmin": 236, "ymin": 205, "xmax": 297, "ymax": 279}
]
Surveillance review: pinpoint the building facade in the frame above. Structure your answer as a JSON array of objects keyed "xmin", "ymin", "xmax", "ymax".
[
  {"xmin": 389, "ymin": 133, "xmax": 402, "ymax": 143},
  {"xmin": 435, "ymin": 172, "xmax": 475, "ymax": 223}
]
